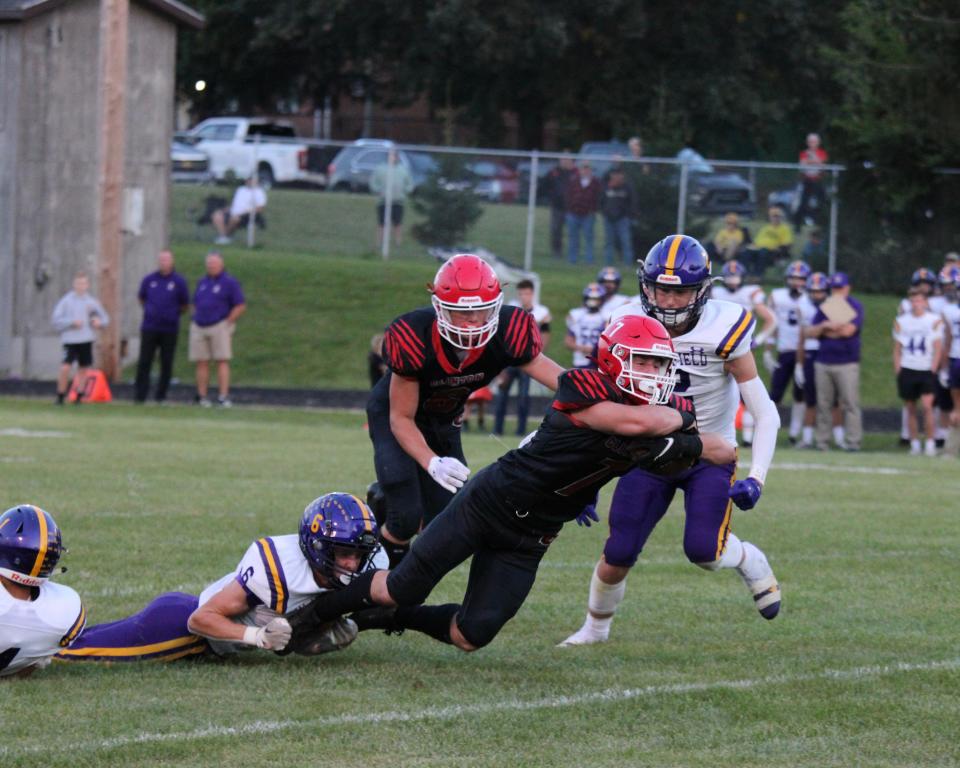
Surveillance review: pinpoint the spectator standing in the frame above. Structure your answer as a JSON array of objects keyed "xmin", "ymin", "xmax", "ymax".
[
  {"xmin": 134, "ymin": 250, "xmax": 190, "ymax": 404},
  {"xmin": 493, "ymin": 280, "xmax": 551, "ymax": 436},
  {"xmin": 807, "ymin": 272, "xmax": 864, "ymax": 451},
  {"xmin": 801, "ymin": 226, "xmax": 827, "ymax": 271},
  {"xmin": 189, "ymin": 252, "xmax": 246, "ymax": 407},
  {"xmin": 893, "ymin": 288, "xmax": 943, "ymax": 456},
  {"xmin": 51, "ymin": 271, "xmax": 109, "ymax": 405},
  {"xmin": 795, "ymin": 133, "xmax": 828, "ymax": 228},
  {"xmin": 212, "ymin": 176, "xmax": 267, "ymax": 245},
  {"xmin": 565, "ymin": 161, "xmax": 602, "ymax": 264},
  {"xmin": 746, "ymin": 206, "xmax": 794, "ymax": 277},
  {"xmin": 600, "ymin": 168, "xmax": 636, "ymax": 265},
  {"xmin": 370, "ymin": 149, "xmax": 414, "ymax": 248},
  {"xmin": 546, "ymin": 153, "xmax": 576, "ymax": 259}
]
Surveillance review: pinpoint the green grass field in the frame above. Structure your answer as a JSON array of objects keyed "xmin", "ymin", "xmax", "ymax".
[
  {"xmin": 158, "ymin": 186, "xmax": 903, "ymax": 404},
  {"xmin": 1, "ymin": 399, "xmax": 958, "ymax": 767}
]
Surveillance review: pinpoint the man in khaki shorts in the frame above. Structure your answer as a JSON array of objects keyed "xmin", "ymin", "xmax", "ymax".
[{"xmin": 189, "ymin": 252, "xmax": 246, "ymax": 407}]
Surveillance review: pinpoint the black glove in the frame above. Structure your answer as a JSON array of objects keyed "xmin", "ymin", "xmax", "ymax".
[
  {"xmin": 667, "ymin": 394, "xmax": 698, "ymax": 433},
  {"xmin": 629, "ymin": 431, "xmax": 702, "ymax": 472}
]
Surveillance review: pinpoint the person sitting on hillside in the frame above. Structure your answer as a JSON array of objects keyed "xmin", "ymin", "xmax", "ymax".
[
  {"xmin": 743, "ymin": 206, "xmax": 794, "ymax": 277},
  {"xmin": 708, "ymin": 212, "xmax": 752, "ymax": 263},
  {"xmin": 212, "ymin": 176, "xmax": 267, "ymax": 245}
]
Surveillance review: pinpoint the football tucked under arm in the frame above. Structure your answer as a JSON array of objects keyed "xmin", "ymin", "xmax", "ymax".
[{"xmin": 281, "ymin": 618, "xmax": 358, "ymax": 657}]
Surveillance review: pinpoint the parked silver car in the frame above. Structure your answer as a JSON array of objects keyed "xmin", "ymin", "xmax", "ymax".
[{"xmin": 171, "ymin": 140, "xmax": 212, "ymax": 184}]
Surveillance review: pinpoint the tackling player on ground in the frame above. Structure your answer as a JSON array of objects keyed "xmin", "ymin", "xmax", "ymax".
[
  {"xmin": 368, "ymin": 254, "xmax": 563, "ymax": 568},
  {"xmin": 56, "ymin": 493, "xmax": 386, "ymax": 663},
  {"xmin": 561, "ymin": 234, "xmax": 782, "ymax": 647},
  {"xmin": 0, "ymin": 505, "xmax": 84, "ymax": 678},
  {"xmin": 284, "ymin": 315, "xmax": 736, "ymax": 652}
]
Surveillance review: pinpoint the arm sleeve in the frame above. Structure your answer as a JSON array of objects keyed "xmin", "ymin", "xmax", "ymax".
[{"xmin": 738, "ymin": 376, "xmax": 780, "ymax": 485}]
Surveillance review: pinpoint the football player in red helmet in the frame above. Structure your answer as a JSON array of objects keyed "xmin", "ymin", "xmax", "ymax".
[
  {"xmin": 368, "ymin": 254, "xmax": 565, "ymax": 568},
  {"xmin": 286, "ymin": 316, "xmax": 735, "ymax": 654}
]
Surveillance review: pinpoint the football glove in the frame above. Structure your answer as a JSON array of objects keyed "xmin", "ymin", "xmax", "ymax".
[
  {"xmin": 762, "ymin": 349, "xmax": 778, "ymax": 373},
  {"xmin": 668, "ymin": 393, "xmax": 698, "ymax": 433},
  {"xmin": 427, "ymin": 456, "xmax": 470, "ymax": 493},
  {"xmin": 575, "ymin": 504, "xmax": 600, "ymax": 527},
  {"xmin": 729, "ymin": 477, "xmax": 763, "ymax": 510},
  {"xmin": 243, "ymin": 617, "xmax": 292, "ymax": 650},
  {"xmin": 793, "ymin": 364, "xmax": 805, "ymax": 388}
]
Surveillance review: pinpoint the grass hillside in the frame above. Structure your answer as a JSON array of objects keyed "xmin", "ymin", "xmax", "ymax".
[{"xmin": 160, "ymin": 186, "xmax": 904, "ymax": 405}]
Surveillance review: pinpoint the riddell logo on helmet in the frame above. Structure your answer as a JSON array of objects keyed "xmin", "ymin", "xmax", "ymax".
[
  {"xmin": 656, "ymin": 275, "xmax": 682, "ymax": 284},
  {"xmin": 5, "ymin": 570, "xmax": 39, "ymax": 585},
  {"xmin": 455, "ymin": 296, "xmax": 483, "ymax": 306}
]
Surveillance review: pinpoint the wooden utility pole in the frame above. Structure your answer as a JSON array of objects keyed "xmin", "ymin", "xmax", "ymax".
[{"xmin": 95, "ymin": 0, "xmax": 129, "ymax": 381}]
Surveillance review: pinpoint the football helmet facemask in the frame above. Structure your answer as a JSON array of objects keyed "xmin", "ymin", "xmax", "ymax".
[
  {"xmin": 638, "ymin": 235, "xmax": 712, "ymax": 332},
  {"xmin": 299, "ymin": 493, "xmax": 380, "ymax": 589},
  {"xmin": 582, "ymin": 282, "xmax": 605, "ymax": 312},
  {"xmin": 597, "ymin": 315, "xmax": 678, "ymax": 405},
  {"xmin": 431, "ymin": 254, "xmax": 503, "ymax": 350},
  {"xmin": 721, "ymin": 260, "xmax": 747, "ymax": 291},
  {"xmin": 0, "ymin": 504, "xmax": 63, "ymax": 588},
  {"xmin": 806, "ymin": 272, "xmax": 830, "ymax": 304},
  {"xmin": 785, "ymin": 260, "xmax": 812, "ymax": 295}
]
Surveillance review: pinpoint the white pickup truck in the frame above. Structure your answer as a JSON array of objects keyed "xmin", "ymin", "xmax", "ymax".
[{"xmin": 181, "ymin": 117, "xmax": 326, "ymax": 188}]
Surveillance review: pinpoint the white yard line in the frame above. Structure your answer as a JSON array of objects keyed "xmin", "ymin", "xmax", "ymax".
[
  {"xmin": 0, "ymin": 428, "xmax": 71, "ymax": 438},
  {"xmin": 772, "ymin": 462, "xmax": 912, "ymax": 475},
  {"xmin": 3, "ymin": 658, "xmax": 956, "ymax": 758}
]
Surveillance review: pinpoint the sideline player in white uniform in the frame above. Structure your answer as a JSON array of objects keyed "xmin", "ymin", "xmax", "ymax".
[
  {"xmin": 893, "ymin": 288, "xmax": 944, "ymax": 456},
  {"xmin": 0, "ymin": 505, "xmax": 85, "ymax": 678},
  {"xmin": 794, "ymin": 272, "xmax": 830, "ymax": 447},
  {"xmin": 57, "ymin": 493, "xmax": 388, "ymax": 663},
  {"xmin": 561, "ymin": 234, "xmax": 782, "ymax": 646},
  {"xmin": 765, "ymin": 261, "xmax": 812, "ymax": 444},
  {"xmin": 597, "ymin": 266, "xmax": 634, "ymax": 322},
  {"xmin": 565, "ymin": 282, "xmax": 607, "ymax": 368},
  {"xmin": 941, "ymin": 272, "xmax": 960, "ymax": 452}
]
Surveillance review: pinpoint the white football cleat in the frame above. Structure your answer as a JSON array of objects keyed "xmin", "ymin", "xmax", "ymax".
[
  {"xmin": 737, "ymin": 541, "xmax": 781, "ymax": 620},
  {"xmin": 557, "ymin": 625, "xmax": 609, "ymax": 647}
]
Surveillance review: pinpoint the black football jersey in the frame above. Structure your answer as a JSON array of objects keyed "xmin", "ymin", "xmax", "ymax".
[
  {"xmin": 474, "ymin": 368, "xmax": 685, "ymax": 527},
  {"xmin": 371, "ymin": 305, "xmax": 543, "ymax": 423}
]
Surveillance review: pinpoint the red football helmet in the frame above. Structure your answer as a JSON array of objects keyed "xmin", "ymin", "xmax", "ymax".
[
  {"xmin": 597, "ymin": 315, "xmax": 678, "ymax": 404},
  {"xmin": 431, "ymin": 254, "xmax": 503, "ymax": 349}
]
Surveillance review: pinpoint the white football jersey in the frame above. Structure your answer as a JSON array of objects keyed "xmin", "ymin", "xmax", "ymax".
[
  {"xmin": 0, "ymin": 580, "xmax": 84, "ymax": 676},
  {"xmin": 611, "ymin": 298, "xmax": 755, "ymax": 445},
  {"xmin": 566, "ymin": 307, "xmax": 607, "ymax": 367},
  {"xmin": 900, "ymin": 295, "xmax": 948, "ymax": 316},
  {"xmin": 942, "ymin": 302, "xmax": 960, "ymax": 359},
  {"xmin": 798, "ymin": 295, "xmax": 821, "ymax": 351},
  {"xmin": 711, "ymin": 284, "xmax": 765, "ymax": 312},
  {"xmin": 768, "ymin": 287, "xmax": 805, "ymax": 352},
  {"xmin": 600, "ymin": 293, "xmax": 633, "ymax": 324},
  {"xmin": 893, "ymin": 311, "xmax": 942, "ymax": 371},
  {"xmin": 509, "ymin": 300, "xmax": 551, "ymax": 329},
  {"xmin": 198, "ymin": 534, "xmax": 388, "ymax": 656}
]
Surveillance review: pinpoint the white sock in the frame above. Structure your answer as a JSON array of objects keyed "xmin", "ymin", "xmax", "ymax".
[
  {"xmin": 789, "ymin": 403, "xmax": 804, "ymax": 438},
  {"xmin": 925, "ymin": 439, "xmax": 937, "ymax": 455},
  {"xmin": 833, "ymin": 425, "xmax": 845, "ymax": 445},
  {"xmin": 736, "ymin": 540, "xmax": 769, "ymax": 581},
  {"xmin": 936, "ymin": 425, "xmax": 948, "ymax": 441},
  {"xmin": 718, "ymin": 532, "xmax": 745, "ymax": 569},
  {"xmin": 910, "ymin": 439, "xmax": 921, "ymax": 453},
  {"xmin": 901, "ymin": 406, "xmax": 910, "ymax": 440},
  {"xmin": 802, "ymin": 425, "xmax": 813, "ymax": 444},
  {"xmin": 586, "ymin": 563, "xmax": 626, "ymax": 631}
]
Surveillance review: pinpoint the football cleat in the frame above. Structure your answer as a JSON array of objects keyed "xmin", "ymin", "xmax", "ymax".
[
  {"xmin": 556, "ymin": 624, "xmax": 609, "ymax": 647},
  {"xmin": 737, "ymin": 541, "xmax": 781, "ymax": 620}
]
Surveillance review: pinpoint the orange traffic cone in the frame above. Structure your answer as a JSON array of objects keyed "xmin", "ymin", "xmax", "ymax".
[
  {"xmin": 68, "ymin": 369, "xmax": 113, "ymax": 403},
  {"xmin": 735, "ymin": 401, "xmax": 745, "ymax": 430}
]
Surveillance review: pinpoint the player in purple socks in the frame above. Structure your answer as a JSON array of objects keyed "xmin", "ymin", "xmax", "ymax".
[
  {"xmin": 560, "ymin": 235, "xmax": 782, "ymax": 647},
  {"xmin": 56, "ymin": 493, "xmax": 387, "ymax": 663}
]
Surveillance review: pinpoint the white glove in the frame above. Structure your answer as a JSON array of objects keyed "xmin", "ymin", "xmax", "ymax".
[
  {"xmin": 793, "ymin": 364, "xmax": 805, "ymax": 388},
  {"xmin": 243, "ymin": 617, "xmax": 292, "ymax": 650},
  {"xmin": 427, "ymin": 456, "xmax": 470, "ymax": 493},
  {"xmin": 938, "ymin": 368, "xmax": 950, "ymax": 389},
  {"xmin": 762, "ymin": 348, "xmax": 778, "ymax": 373}
]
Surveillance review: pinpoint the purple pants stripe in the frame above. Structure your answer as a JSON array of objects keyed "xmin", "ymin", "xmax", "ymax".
[
  {"xmin": 603, "ymin": 461, "xmax": 737, "ymax": 568},
  {"xmin": 55, "ymin": 591, "xmax": 206, "ymax": 663}
]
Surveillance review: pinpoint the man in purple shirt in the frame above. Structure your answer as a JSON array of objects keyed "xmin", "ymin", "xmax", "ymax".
[
  {"xmin": 189, "ymin": 252, "xmax": 246, "ymax": 407},
  {"xmin": 807, "ymin": 272, "xmax": 864, "ymax": 450},
  {"xmin": 134, "ymin": 250, "xmax": 190, "ymax": 404}
]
